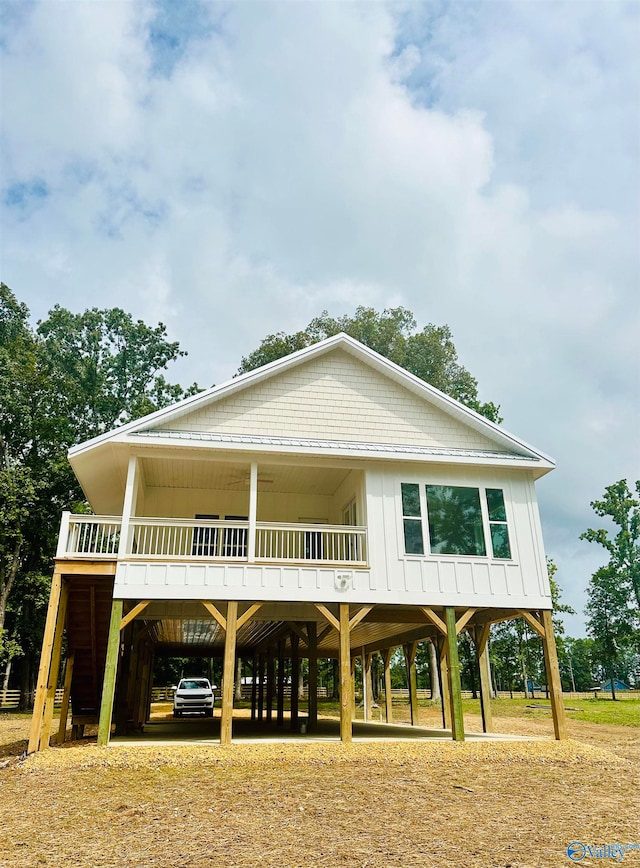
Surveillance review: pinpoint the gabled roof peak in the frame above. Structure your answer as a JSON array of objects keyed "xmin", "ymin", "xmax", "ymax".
[{"xmin": 68, "ymin": 331, "xmax": 554, "ymax": 467}]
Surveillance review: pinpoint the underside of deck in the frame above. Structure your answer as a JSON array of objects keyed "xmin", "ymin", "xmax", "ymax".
[{"xmin": 27, "ymin": 559, "xmax": 568, "ymax": 752}]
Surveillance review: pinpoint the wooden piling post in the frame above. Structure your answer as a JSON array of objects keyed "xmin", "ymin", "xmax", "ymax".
[
  {"xmin": 220, "ymin": 601, "xmax": 238, "ymax": 745},
  {"xmin": 56, "ymin": 652, "xmax": 75, "ymax": 744},
  {"xmin": 541, "ymin": 609, "xmax": 567, "ymax": 740},
  {"xmin": 97, "ymin": 598, "xmax": 124, "ymax": 746},
  {"xmin": 290, "ymin": 630, "xmax": 299, "ymax": 730},
  {"xmin": 339, "ymin": 603, "xmax": 352, "ymax": 743},
  {"xmin": 307, "ymin": 621, "xmax": 318, "ymax": 732},
  {"xmin": 276, "ymin": 640, "xmax": 285, "ymax": 726},
  {"xmin": 382, "ymin": 647, "xmax": 393, "ymax": 723},
  {"xmin": 474, "ymin": 624, "xmax": 493, "ymax": 733},
  {"xmin": 28, "ymin": 572, "xmax": 64, "ymax": 753},
  {"xmin": 444, "ymin": 607, "xmax": 464, "ymax": 741}
]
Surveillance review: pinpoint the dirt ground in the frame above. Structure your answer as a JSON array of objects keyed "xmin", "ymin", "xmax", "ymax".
[{"xmin": 1, "ymin": 706, "xmax": 638, "ymax": 868}]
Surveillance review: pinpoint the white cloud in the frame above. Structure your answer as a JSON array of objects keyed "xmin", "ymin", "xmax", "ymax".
[{"xmin": 1, "ymin": 0, "xmax": 638, "ymax": 632}]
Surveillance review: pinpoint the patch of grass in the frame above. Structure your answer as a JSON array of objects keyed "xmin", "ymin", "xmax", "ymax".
[{"xmin": 459, "ymin": 696, "xmax": 640, "ymax": 727}]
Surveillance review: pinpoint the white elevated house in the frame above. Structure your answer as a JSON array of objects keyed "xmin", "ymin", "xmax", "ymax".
[{"xmin": 28, "ymin": 333, "xmax": 566, "ymax": 751}]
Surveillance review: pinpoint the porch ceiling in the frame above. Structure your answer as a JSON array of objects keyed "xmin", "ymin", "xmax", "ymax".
[{"xmin": 141, "ymin": 457, "xmax": 353, "ymax": 496}]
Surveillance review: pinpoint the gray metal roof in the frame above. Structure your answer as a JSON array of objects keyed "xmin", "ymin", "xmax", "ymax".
[{"xmin": 132, "ymin": 428, "xmax": 537, "ymax": 462}]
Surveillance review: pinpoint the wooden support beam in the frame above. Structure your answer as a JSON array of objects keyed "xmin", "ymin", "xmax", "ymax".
[
  {"xmin": 349, "ymin": 605, "xmax": 374, "ymax": 632},
  {"xmin": 437, "ymin": 636, "xmax": 451, "ymax": 729},
  {"xmin": 473, "ymin": 625, "xmax": 493, "ymax": 733},
  {"xmin": 120, "ymin": 600, "xmax": 151, "ymax": 632},
  {"xmin": 114, "ymin": 623, "xmax": 133, "ymax": 736},
  {"xmin": 220, "ymin": 601, "xmax": 238, "ymax": 745},
  {"xmin": 339, "ymin": 603, "xmax": 352, "ymax": 743},
  {"xmin": 287, "ymin": 621, "xmax": 309, "ymax": 648},
  {"xmin": 362, "ymin": 648, "xmax": 372, "ymax": 721},
  {"xmin": 317, "ymin": 624, "xmax": 334, "ymax": 644},
  {"xmin": 38, "ymin": 580, "xmax": 69, "ymax": 751},
  {"xmin": 97, "ymin": 599, "xmax": 124, "ymax": 746},
  {"xmin": 382, "ymin": 647, "xmax": 393, "ymax": 723},
  {"xmin": 276, "ymin": 640, "xmax": 285, "ymax": 726},
  {"xmin": 455, "ymin": 608, "xmax": 477, "ymax": 635},
  {"xmin": 257, "ymin": 653, "xmax": 265, "ymax": 721},
  {"xmin": 237, "ymin": 602, "xmax": 263, "ymax": 631},
  {"xmin": 266, "ymin": 646, "xmax": 275, "ymax": 722},
  {"xmin": 404, "ymin": 642, "xmax": 419, "ymax": 726},
  {"xmin": 445, "ymin": 607, "xmax": 464, "ymax": 741},
  {"xmin": 56, "ymin": 653, "xmax": 75, "ymax": 744},
  {"xmin": 200, "ymin": 601, "xmax": 227, "ymax": 631},
  {"xmin": 541, "ymin": 609, "xmax": 567, "ymax": 740},
  {"xmin": 307, "ymin": 622, "xmax": 318, "ymax": 732},
  {"xmin": 290, "ymin": 630, "xmax": 300, "ymax": 730},
  {"xmin": 250, "ymin": 656, "xmax": 257, "ymax": 721},
  {"xmin": 518, "ymin": 609, "xmax": 546, "ymax": 639},
  {"xmin": 29, "ymin": 573, "xmax": 64, "ymax": 753},
  {"xmin": 421, "ymin": 606, "xmax": 447, "ymax": 636},
  {"xmin": 315, "ymin": 604, "xmax": 339, "ymax": 633}
]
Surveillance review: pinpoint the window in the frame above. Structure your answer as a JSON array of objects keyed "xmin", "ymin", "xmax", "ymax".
[
  {"xmin": 400, "ymin": 483, "xmax": 513, "ymax": 560},
  {"xmin": 486, "ymin": 488, "xmax": 511, "ymax": 559},
  {"xmin": 426, "ymin": 485, "xmax": 486, "ymax": 556},
  {"xmin": 401, "ymin": 483, "xmax": 424, "ymax": 555}
]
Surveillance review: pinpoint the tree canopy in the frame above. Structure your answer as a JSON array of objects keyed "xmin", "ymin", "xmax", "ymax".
[
  {"xmin": 0, "ymin": 284, "xmax": 195, "ymax": 688},
  {"xmin": 581, "ymin": 479, "xmax": 640, "ymax": 695},
  {"xmin": 238, "ymin": 307, "xmax": 502, "ymax": 423}
]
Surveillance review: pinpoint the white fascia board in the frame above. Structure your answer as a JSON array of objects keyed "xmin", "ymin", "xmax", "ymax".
[{"xmin": 67, "ymin": 332, "xmax": 555, "ymax": 467}]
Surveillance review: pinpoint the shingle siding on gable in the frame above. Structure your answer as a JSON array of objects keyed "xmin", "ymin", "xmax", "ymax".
[{"xmin": 166, "ymin": 349, "xmax": 503, "ymax": 452}]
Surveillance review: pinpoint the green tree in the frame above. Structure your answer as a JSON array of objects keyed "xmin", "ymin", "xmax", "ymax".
[
  {"xmin": 581, "ymin": 480, "xmax": 640, "ymax": 697},
  {"xmin": 0, "ymin": 285, "xmax": 196, "ymax": 697},
  {"xmin": 238, "ymin": 307, "xmax": 502, "ymax": 422}
]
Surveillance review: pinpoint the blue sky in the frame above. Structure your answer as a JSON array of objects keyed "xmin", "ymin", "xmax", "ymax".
[{"xmin": 1, "ymin": 0, "xmax": 638, "ymax": 636}]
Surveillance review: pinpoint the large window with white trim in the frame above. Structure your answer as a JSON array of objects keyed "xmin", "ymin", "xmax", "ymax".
[{"xmin": 400, "ymin": 483, "xmax": 512, "ymax": 559}]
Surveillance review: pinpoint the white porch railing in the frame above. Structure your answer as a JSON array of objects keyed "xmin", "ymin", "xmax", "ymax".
[
  {"xmin": 255, "ymin": 522, "xmax": 367, "ymax": 565},
  {"xmin": 57, "ymin": 513, "xmax": 368, "ymax": 566},
  {"xmin": 57, "ymin": 514, "xmax": 122, "ymax": 558}
]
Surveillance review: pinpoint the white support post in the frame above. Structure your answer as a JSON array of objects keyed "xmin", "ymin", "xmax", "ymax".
[
  {"xmin": 248, "ymin": 462, "xmax": 258, "ymax": 562},
  {"xmin": 118, "ymin": 455, "xmax": 139, "ymax": 558},
  {"xmin": 56, "ymin": 512, "xmax": 71, "ymax": 558}
]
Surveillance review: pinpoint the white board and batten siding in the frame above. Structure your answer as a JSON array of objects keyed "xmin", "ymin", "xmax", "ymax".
[
  {"xmin": 114, "ymin": 463, "xmax": 551, "ymax": 610},
  {"xmin": 365, "ymin": 464, "xmax": 551, "ymax": 611}
]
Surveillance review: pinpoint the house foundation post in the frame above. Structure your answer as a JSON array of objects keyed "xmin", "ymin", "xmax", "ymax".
[
  {"xmin": 220, "ymin": 601, "xmax": 238, "ymax": 745},
  {"xmin": 406, "ymin": 642, "xmax": 419, "ymax": 726},
  {"xmin": 307, "ymin": 621, "xmax": 318, "ymax": 732},
  {"xmin": 250, "ymin": 655, "xmax": 258, "ymax": 721},
  {"xmin": 38, "ymin": 579, "xmax": 69, "ymax": 751},
  {"xmin": 97, "ymin": 598, "xmax": 124, "ymax": 746},
  {"xmin": 339, "ymin": 603, "xmax": 352, "ymax": 743},
  {"xmin": 257, "ymin": 653, "xmax": 265, "ymax": 722},
  {"xmin": 290, "ymin": 630, "xmax": 299, "ymax": 730},
  {"xmin": 266, "ymin": 646, "xmax": 275, "ymax": 723},
  {"xmin": 474, "ymin": 624, "xmax": 493, "ymax": 733},
  {"xmin": 28, "ymin": 572, "xmax": 64, "ymax": 753},
  {"xmin": 541, "ymin": 610, "xmax": 568, "ymax": 740},
  {"xmin": 56, "ymin": 652, "xmax": 75, "ymax": 744},
  {"xmin": 437, "ymin": 636, "xmax": 451, "ymax": 729},
  {"xmin": 444, "ymin": 607, "xmax": 464, "ymax": 742},
  {"xmin": 382, "ymin": 647, "xmax": 393, "ymax": 723},
  {"xmin": 276, "ymin": 640, "xmax": 285, "ymax": 726}
]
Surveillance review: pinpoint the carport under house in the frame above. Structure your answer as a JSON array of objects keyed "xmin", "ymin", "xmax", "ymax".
[{"xmin": 28, "ymin": 333, "xmax": 566, "ymax": 751}]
